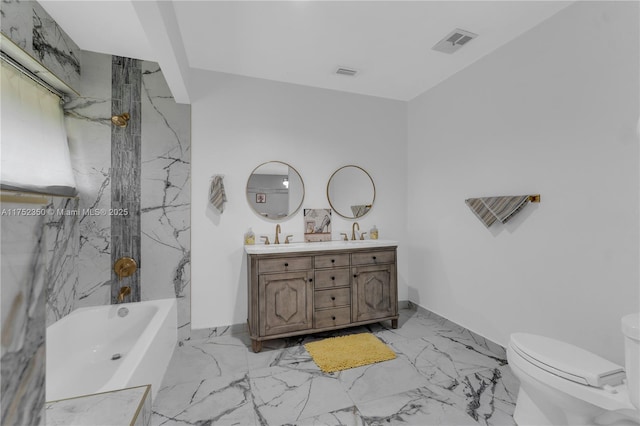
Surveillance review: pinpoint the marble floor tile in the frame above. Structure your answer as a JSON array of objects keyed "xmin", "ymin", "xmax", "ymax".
[
  {"xmin": 249, "ymin": 365, "xmax": 354, "ymax": 425},
  {"xmin": 338, "ymin": 357, "xmax": 432, "ymax": 404},
  {"xmin": 382, "ymin": 331, "xmax": 508, "ymax": 387},
  {"xmin": 356, "ymin": 386, "xmax": 478, "ymax": 426},
  {"xmin": 161, "ymin": 335, "xmax": 250, "ymax": 387},
  {"xmin": 285, "ymin": 405, "xmax": 367, "ymax": 426},
  {"xmin": 151, "ymin": 307, "xmax": 519, "ymax": 426},
  {"xmin": 152, "ymin": 372, "xmax": 257, "ymax": 426},
  {"xmin": 247, "ymin": 342, "xmax": 316, "ymax": 372},
  {"xmin": 429, "ymin": 366, "xmax": 519, "ymax": 426}
]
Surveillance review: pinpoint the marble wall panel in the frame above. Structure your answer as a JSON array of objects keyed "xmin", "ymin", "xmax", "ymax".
[
  {"xmin": 44, "ymin": 197, "xmax": 79, "ymax": 326},
  {"xmin": 59, "ymin": 52, "xmax": 191, "ymax": 338},
  {"xmin": 140, "ymin": 61, "xmax": 191, "ymax": 340},
  {"xmin": 31, "ymin": 2, "xmax": 80, "ymax": 90},
  {"xmin": 45, "ymin": 385, "xmax": 151, "ymax": 426},
  {"xmin": 0, "ymin": 1, "xmax": 80, "ymax": 92},
  {"xmin": 0, "ymin": 205, "xmax": 47, "ymax": 425},
  {"xmin": 64, "ymin": 50, "xmax": 112, "ymax": 309},
  {"xmin": 0, "ymin": 0, "xmax": 32, "ymax": 50}
]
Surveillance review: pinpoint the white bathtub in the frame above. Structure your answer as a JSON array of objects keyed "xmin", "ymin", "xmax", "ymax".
[{"xmin": 46, "ymin": 298, "xmax": 177, "ymax": 402}]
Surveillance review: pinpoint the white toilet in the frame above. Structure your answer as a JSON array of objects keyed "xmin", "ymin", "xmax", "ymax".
[{"xmin": 507, "ymin": 313, "xmax": 640, "ymax": 426}]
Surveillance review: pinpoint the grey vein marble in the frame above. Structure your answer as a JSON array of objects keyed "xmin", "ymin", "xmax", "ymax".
[
  {"xmin": 140, "ymin": 60, "xmax": 191, "ymax": 339},
  {"xmin": 0, "ymin": 0, "xmax": 32, "ymax": 50},
  {"xmin": 151, "ymin": 307, "xmax": 518, "ymax": 426},
  {"xmin": 338, "ymin": 357, "xmax": 432, "ymax": 404},
  {"xmin": 63, "ymin": 98, "xmax": 112, "ymax": 127},
  {"xmin": 249, "ymin": 365, "xmax": 353, "ymax": 425},
  {"xmin": 152, "ymin": 373, "xmax": 257, "ymax": 426},
  {"xmin": 44, "ymin": 197, "xmax": 79, "ymax": 326},
  {"xmin": 285, "ymin": 406, "xmax": 367, "ymax": 426},
  {"xmin": 46, "ymin": 385, "xmax": 150, "ymax": 426},
  {"xmin": 1, "ymin": 209, "xmax": 47, "ymax": 425},
  {"xmin": 357, "ymin": 386, "xmax": 477, "ymax": 426},
  {"xmin": 436, "ymin": 366, "xmax": 518, "ymax": 426},
  {"xmin": 162, "ymin": 336, "xmax": 251, "ymax": 388},
  {"xmin": 63, "ymin": 50, "xmax": 112, "ymax": 311},
  {"xmin": 31, "ymin": 2, "xmax": 80, "ymax": 90}
]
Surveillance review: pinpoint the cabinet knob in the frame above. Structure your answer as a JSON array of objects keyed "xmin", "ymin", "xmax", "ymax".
[
  {"xmin": 372, "ymin": 256, "xmax": 377, "ymax": 260},
  {"xmin": 331, "ymin": 259, "xmax": 335, "ymax": 263},
  {"xmin": 331, "ymin": 276, "xmax": 335, "ymax": 280},
  {"xmin": 331, "ymin": 316, "xmax": 336, "ymax": 320},
  {"xmin": 309, "ymin": 278, "xmax": 313, "ymax": 282},
  {"xmin": 284, "ymin": 262, "xmax": 289, "ymax": 267},
  {"xmin": 331, "ymin": 296, "xmax": 336, "ymax": 301},
  {"xmin": 353, "ymin": 274, "xmax": 358, "ymax": 278}
]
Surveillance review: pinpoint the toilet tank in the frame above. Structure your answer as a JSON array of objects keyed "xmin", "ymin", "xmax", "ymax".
[{"xmin": 622, "ymin": 313, "xmax": 640, "ymax": 410}]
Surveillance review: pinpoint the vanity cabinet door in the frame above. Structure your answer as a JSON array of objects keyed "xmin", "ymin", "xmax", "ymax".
[
  {"xmin": 259, "ymin": 271, "xmax": 313, "ymax": 336},
  {"xmin": 352, "ymin": 263, "xmax": 397, "ymax": 322}
]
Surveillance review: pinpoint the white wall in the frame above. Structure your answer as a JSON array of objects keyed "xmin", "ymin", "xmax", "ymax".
[
  {"xmin": 407, "ymin": 1, "xmax": 639, "ymax": 365},
  {"xmin": 190, "ymin": 71, "xmax": 408, "ymax": 328}
]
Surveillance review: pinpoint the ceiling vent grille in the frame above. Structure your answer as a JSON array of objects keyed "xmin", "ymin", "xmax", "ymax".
[
  {"xmin": 335, "ymin": 67, "xmax": 358, "ymax": 77},
  {"xmin": 432, "ymin": 29, "xmax": 478, "ymax": 54}
]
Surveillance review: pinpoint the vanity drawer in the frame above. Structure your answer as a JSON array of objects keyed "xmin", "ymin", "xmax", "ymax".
[
  {"xmin": 351, "ymin": 250, "xmax": 395, "ymax": 266},
  {"xmin": 314, "ymin": 268, "xmax": 350, "ymax": 289},
  {"xmin": 314, "ymin": 253, "xmax": 350, "ymax": 269},
  {"xmin": 315, "ymin": 287, "xmax": 350, "ymax": 309},
  {"xmin": 259, "ymin": 256, "xmax": 312, "ymax": 274},
  {"xmin": 314, "ymin": 307, "xmax": 351, "ymax": 329}
]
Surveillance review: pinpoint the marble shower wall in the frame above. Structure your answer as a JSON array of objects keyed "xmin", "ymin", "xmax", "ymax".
[
  {"xmin": 1, "ymin": 2, "xmax": 81, "ymax": 423},
  {"xmin": 0, "ymin": 205, "xmax": 47, "ymax": 425},
  {"xmin": 59, "ymin": 50, "xmax": 113, "ymax": 317},
  {"xmin": 140, "ymin": 62, "xmax": 191, "ymax": 338},
  {"xmin": 0, "ymin": 0, "xmax": 80, "ymax": 92},
  {"xmin": 44, "ymin": 197, "xmax": 80, "ymax": 326},
  {"xmin": 60, "ymin": 50, "xmax": 192, "ymax": 339}
]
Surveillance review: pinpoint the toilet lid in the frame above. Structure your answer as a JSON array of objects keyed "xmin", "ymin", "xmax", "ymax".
[{"xmin": 510, "ymin": 333, "xmax": 625, "ymax": 387}]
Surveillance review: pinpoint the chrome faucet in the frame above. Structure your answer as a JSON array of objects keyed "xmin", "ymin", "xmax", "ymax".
[
  {"xmin": 275, "ymin": 224, "xmax": 281, "ymax": 244},
  {"xmin": 351, "ymin": 222, "xmax": 360, "ymax": 240},
  {"xmin": 117, "ymin": 286, "xmax": 131, "ymax": 303}
]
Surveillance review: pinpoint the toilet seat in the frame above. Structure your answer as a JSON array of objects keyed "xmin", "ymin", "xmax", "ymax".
[
  {"xmin": 508, "ymin": 336, "xmax": 638, "ymax": 413},
  {"xmin": 510, "ymin": 333, "xmax": 626, "ymax": 387}
]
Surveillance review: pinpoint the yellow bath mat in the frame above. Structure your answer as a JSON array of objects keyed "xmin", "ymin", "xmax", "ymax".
[{"xmin": 304, "ymin": 333, "xmax": 396, "ymax": 373}]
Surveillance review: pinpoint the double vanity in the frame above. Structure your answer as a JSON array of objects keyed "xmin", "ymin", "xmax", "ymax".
[
  {"xmin": 246, "ymin": 240, "xmax": 398, "ymax": 352},
  {"xmin": 244, "ymin": 161, "xmax": 395, "ymax": 352}
]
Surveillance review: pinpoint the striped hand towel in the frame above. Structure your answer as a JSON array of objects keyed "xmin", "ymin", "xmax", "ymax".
[
  {"xmin": 350, "ymin": 204, "xmax": 371, "ymax": 218},
  {"xmin": 209, "ymin": 175, "xmax": 227, "ymax": 213},
  {"xmin": 465, "ymin": 195, "xmax": 531, "ymax": 228}
]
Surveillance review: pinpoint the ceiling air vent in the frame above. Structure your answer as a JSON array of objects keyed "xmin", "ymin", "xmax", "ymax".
[
  {"xmin": 432, "ymin": 29, "xmax": 478, "ymax": 54},
  {"xmin": 335, "ymin": 67, "xmax": 358, "ymax": 77}
]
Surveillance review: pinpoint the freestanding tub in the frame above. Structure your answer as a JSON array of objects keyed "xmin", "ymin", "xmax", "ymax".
[{"xmin": 46, "ymin": 298, "xmax": 177, "ymax": 402}]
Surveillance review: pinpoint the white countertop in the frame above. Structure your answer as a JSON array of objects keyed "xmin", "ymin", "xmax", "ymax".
[{"xmin": 244, "ymin": 239, "xmax": 398, "ymax": 254}]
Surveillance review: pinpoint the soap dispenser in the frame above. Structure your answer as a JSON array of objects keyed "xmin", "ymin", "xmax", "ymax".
[
  {"xmin": 244, "ymin": 228, "xmax": 255, "ymax": 245},
  {"xmin": 370, "ymin": 225, "xmax": 378, "ymax": 240}
]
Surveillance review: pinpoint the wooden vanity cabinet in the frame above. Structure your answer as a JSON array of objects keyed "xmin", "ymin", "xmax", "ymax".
[{"xmin": 247, "ymin": 246, "xmax": 398, "ymax": 352}]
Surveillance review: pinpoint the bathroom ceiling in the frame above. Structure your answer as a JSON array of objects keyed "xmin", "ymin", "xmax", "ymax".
[{"xmin": 39, "ymin": 1, "xmax": 573, "ymax": 103}]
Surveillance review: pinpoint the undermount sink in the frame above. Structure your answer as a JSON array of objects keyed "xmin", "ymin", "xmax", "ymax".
[{"xmin": 244, "ymin": 239, "xmax": 397, "ymax": 254}]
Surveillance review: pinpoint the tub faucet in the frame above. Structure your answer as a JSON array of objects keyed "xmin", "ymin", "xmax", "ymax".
[
  {"xmin": 275, "ymin": 224, "xmax": 281, "ymax": 244},
  {"xmin": 351, "ymin": 222, "xmax": 360, "ymax": 240},
  {"xmin": 118, "ymin": 286, "xmax": 131, "ymax": 303}
]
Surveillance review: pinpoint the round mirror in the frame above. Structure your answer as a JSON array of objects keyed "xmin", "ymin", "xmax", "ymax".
[
  {"xmin": 327, "ymin": 165, "xmax": 375, "ymax": 219},
  {"xmin": 246, "ymin": 161, "xmax": 305, "ymax": 220}
]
